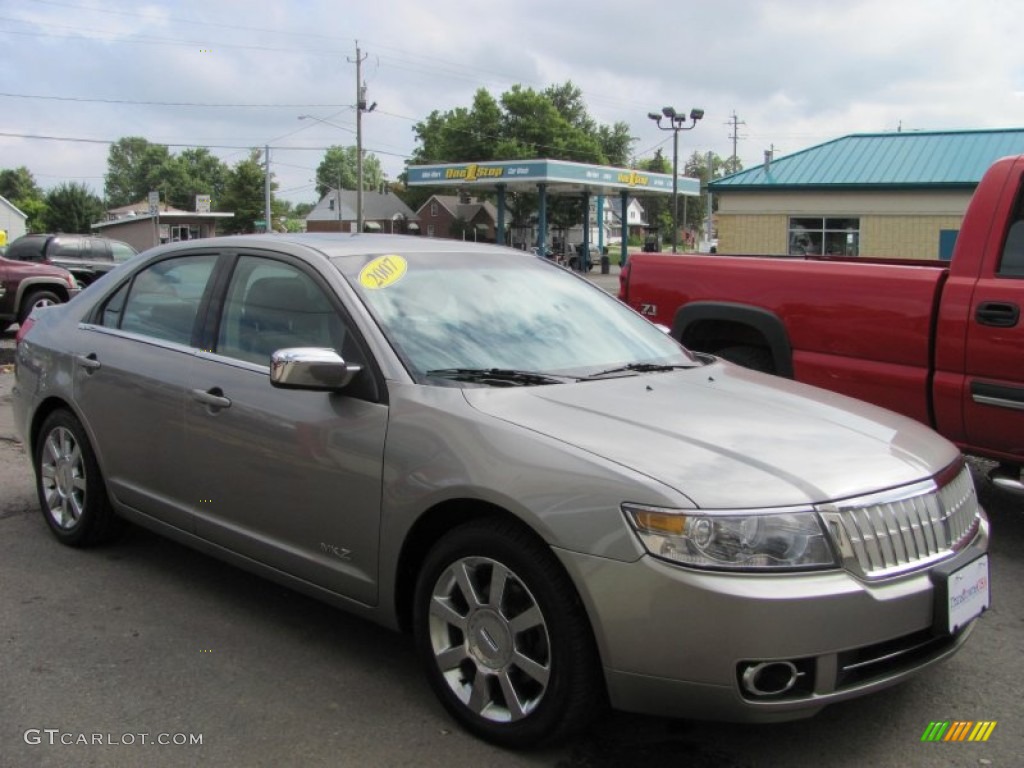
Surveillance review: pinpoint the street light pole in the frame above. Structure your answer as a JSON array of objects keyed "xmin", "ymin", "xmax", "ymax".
[{"xmin": 648, "ymin": 107, "xmax": 703, "ymax": 253}]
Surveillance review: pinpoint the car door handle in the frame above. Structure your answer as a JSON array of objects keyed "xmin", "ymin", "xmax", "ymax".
[
  {"xmin": 76, "ymin": 353, "xmax": 102, "ymax": 371},
  {"xmin": 975, "ymin": 301, "xmax": 1020, "ymax": 327},
  {"xmin": 190, "ymin": 388, "xmax": 232, "ymax": 410}
]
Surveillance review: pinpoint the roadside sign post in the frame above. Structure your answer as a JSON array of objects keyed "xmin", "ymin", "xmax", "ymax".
[{"xmin": 148, "ymin": 190, "xmax": 160, "ymax": 247}]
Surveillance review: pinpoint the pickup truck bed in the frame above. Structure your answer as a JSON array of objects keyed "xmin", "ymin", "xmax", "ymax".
[{"xmin": 623, "ymin": 254, "xmax": 948, "ymax": 424}]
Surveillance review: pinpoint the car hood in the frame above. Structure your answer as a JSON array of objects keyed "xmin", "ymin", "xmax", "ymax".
[{"xmin": 461, "ymin": 363, "xmax": 959, "ymax": 509}]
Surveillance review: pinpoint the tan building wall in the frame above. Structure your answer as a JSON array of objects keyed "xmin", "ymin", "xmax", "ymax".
[
  {"xmin": 717, "ymin": 215, "xmax": 789, "ymax": 255},
  {"xmin": 715, "ymin": 188, "xmax": 974, "ymax": 259},
  {"xmin": 858, "ymin": 215, "xmax": 966, "ymax": 259}
]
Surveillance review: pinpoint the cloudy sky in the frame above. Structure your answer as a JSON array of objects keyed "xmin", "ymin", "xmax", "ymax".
[{"xmin": 3, "ymin": 0, "xmax": 1023, "ymax": 205}]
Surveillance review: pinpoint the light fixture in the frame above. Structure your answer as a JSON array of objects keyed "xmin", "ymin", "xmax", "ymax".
[{"xmin": 648, "ymin": 106, "xmax": 703, "ymax": 253}]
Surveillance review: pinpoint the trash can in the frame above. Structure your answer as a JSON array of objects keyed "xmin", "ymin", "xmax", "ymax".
[{"xmin": 600, "ymin": 255, "xmax": 610, "ymax": 274}]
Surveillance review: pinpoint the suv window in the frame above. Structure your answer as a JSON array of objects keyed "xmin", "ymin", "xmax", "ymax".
[
  {"xmin": 49, "ymin": 237, "xmax": 84, "ymax": 260},
  {"xmin": 110, "ymin": 241, "xmax": 137, "ymax": 263},
  {"xmin": 106, "ymin": 254, "xmax": 218, "ymax": 345}
]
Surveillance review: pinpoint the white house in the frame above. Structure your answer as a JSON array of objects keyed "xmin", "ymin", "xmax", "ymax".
[
  {"xmin": 561, "ymin": 196, "xmax": 648, "ymax": 249},
  {"xmin": 0, "ymin": 194, "xmax": 28, "ymax": 246}
]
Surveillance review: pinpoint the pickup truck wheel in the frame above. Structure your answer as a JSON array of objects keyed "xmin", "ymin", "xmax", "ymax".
[
  {"xmin": 413, "ymin": 518, "xmax": 604, "ymax": 748},
  {"xmin": 34, "ymin": 409, "xmax": 123, "ymax": 547},
  {"xmin": 717, "ymin": 345, "xmax": 776, "ymax": 374},
  {"xmin": 18, "ymin": 289, "xmax": 63, "ymax": 325}
]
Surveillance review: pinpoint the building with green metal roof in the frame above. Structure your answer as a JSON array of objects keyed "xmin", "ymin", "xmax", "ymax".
[{"xmin": 709, "ymin": 128, "xmax": 1024, "ymax": 259}]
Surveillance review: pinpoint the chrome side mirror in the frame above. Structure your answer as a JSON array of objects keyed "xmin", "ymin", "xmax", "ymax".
[{"xmin": 270, "ymin": 348, "xmax": 362, "ymax": 391}]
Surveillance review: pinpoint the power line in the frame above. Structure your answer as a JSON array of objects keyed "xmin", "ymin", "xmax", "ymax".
[
  {"xmin": 0, "ymin": 92, "xmax": 352, "ymax": 108},
  {"xmin": 0, "ymin": 131, "xmax": 412, "ymax": 158}
]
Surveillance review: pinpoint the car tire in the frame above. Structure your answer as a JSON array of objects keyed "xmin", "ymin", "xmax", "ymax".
[
  {"xmin": 413, "ymin": 517, "xmax": 604, "ymax": 748},
  {"xmin": 34, "ymin": 409, "xmax": 123, "ymax": 547},
  {"xmin": 18, "ymin": 289, "xmax": 63, "ymax": 325},
  {"xmin": 717, "ymin": 345, "xmax": 776, "ymax": 374}
]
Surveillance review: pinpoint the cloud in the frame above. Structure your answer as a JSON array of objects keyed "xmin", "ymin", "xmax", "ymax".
[{"xmin": 2, "ymin": 0, "xmax": 1024, "ymax": 204}]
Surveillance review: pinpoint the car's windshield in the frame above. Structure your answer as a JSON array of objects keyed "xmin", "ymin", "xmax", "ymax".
[{"xmin": 339, "ymin": 249, "xmax": 694, "ymax": 381}]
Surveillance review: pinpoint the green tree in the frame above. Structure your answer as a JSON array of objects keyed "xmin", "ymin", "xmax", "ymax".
[
  {"xmin": 17, "ymin": 198, "xmax": 49, "ymax": 233},
  {"xmin": 0, "ymin": 166, "xmax": 47, "ymax": 232},
  {"xmin": 104, "ymin": 137, "xmax": 172, "ymax": 207},
  {"xmin": 0, "ymin": 166, "xmax": 43, "ymax": 203},
  {"xmin": 161, "ymin": 148, "xmax": 229, "ymax": 211},
  {"xmin": 314, "ymin": 145, "xmax": 384, "ymax": 198},
  {"xmin": 42, "ymin": 182, "xmax": 104, "ymax": 233},
  {"xmin": 220, "ymin": 149, "xmax": 274, "ymax": 234},
  {"xmin": 410, "ymin": 81, "xmax": 631, "ymax": 167},
  {"xmin": 675, "ymin": 151, "xmax": 740, "ymax": 243},
  {"xmin": 638, "ymin": 149, "xmax": 672, "ymax": 243}
]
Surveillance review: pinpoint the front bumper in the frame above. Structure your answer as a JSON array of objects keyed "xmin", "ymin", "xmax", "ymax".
[{"xmin": 554, "ymin": 517, "xmax": 988, "ymax": 722}]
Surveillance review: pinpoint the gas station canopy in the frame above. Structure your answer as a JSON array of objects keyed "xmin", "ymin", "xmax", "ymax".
[
  {"xmin": 407, "ymin": 158, "xmax": 699, "ymax": 265},
  {"xmin": 407, "ymin": 158, "xmax": 700, "ymax": 197}
]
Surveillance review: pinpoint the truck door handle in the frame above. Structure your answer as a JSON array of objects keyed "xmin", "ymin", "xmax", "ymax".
[
  {"xmin": 190, "ymin": 387, "xmax": 232, "ymax": 410},
  {"xmin": 75, "ymin": 353, "xmax": 101, "ymax": 372},
  {"xmin": 975, "ymin": 301, "xmax": 1019, "ymax": 327}
]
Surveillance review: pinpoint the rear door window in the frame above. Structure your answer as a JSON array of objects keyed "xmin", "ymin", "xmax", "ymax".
[
  {"xmin": 108, "ymin": 254, "xmax": 219, "ymax": 345},
  {"xmin": 49, "ymin": 238, "xmax": 83, "ymax": 260}
]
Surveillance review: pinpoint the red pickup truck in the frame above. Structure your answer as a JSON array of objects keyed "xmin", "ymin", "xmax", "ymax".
[{"xmin": 619, "ymin": 154, "xmax": 1024, "ymax": 490}]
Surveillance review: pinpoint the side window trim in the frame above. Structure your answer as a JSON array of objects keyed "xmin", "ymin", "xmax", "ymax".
[{"xmin": 92, "ymin": 251, "xmax": 223, "ymax": 347}]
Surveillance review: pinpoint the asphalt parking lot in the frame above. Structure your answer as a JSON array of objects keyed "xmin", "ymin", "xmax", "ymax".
[{"xmin": 2, "ymin": 305, "xmax": 1022, "ymax": 767}]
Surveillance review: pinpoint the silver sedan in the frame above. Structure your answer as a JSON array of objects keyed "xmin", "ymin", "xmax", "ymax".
[{"xmin": 11, "ymin": 234, "xmax": 990, "ymax": 748}]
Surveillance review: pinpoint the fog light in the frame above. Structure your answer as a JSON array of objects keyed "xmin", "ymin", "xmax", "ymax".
[{"xmin": 740, "ymin": 661, "xmax": 802, "ymax": 697}]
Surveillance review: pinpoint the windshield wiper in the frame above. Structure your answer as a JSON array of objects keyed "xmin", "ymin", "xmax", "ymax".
[
  {"xmin": 425, "ymin": 368, "xmax": 570, "ymax": 386},
  {"xmin": 582, "ymin": 362, "xmax": 697, "ymax": 380}
]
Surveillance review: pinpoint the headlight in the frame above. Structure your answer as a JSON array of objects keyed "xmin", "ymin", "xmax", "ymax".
[{"xmin": 623, "ymin": 503, "xmax": 837, "ymax": 571}]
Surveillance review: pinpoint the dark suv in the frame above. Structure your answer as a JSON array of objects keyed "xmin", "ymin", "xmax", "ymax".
[
  {"xmin": 0, "ymin": 252, "xmax": 79, "ymax": 327},
  {"xmin": 5, "ymin": 234, "xmax": 137, "ymax": 286}
]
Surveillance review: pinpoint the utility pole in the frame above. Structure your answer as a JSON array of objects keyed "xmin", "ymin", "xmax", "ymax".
[
  {"xmin": 706, "ymin": 149, "xmax": 714, "ymax": 247},
  {"xmin": 263, "ymin": 144, "xmax": 271, "ymax": 234},
  {"xmin": 350, "ymin": 42, "xmax": 375, "ymax": 233},
  {"xmin": 726, "ymin": 110, "xmax": 746, "ymax": 166}
]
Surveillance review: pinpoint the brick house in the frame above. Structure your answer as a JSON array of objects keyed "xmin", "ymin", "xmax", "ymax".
[{"xmin": 415, "ymin": 194, "xmax": 509, "ymax": 242}]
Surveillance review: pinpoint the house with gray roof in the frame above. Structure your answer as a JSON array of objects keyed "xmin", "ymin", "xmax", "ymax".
[
  {"xmin": 710, "ymin": 128, "xmax": 1024, "ymax": 259},
  {"xmin": 306, "ymin": 188, "xmax": 418, "ymax": 234}
]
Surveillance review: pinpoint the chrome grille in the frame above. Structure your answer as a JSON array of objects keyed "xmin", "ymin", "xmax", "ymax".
[{"xmin": 817, "ymin": 465, "xmax": 980, "ymax": 579}]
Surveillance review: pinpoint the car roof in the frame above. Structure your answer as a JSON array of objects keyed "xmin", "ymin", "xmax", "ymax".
[{"xmin": 138, "ymin": 233, "xmax": 531, "ymax": 261}]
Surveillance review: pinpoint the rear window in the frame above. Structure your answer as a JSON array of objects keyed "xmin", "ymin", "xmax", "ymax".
[{"xmin": 6, "ymin": 237, "xmax": 47, "ymax": 261}]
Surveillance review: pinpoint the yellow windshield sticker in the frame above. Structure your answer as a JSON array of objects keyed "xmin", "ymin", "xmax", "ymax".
[{"xmin": 359, "ymin": 254, "xmax": 407, "ymax": 290}]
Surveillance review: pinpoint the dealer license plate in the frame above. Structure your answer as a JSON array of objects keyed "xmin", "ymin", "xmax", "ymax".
[{"xmin": 940, "ymin": 555, "xmax": 990, "ymax": 634}]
